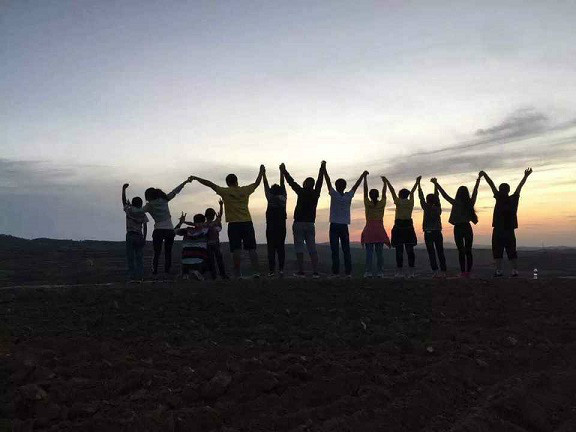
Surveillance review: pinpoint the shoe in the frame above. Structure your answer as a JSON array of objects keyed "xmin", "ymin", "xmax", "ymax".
[
  {"xmin": 345, "ymin": 274, "xmax": 352, "ymax": 279},
  {"xmin": 511, "ymin": 270, "xmax": 519, "ymax": 278},
  {"xmin": 279, "ymin": 271, "xmax": 285, "ymax": 278},
  {"xmin": 293, "ymin": 272, "xmax": 306, "ymax": 278},
  {"xmin": 268, "ymin": 272, "xmax": 275, "ymax": 278},
  {"xmin": 312, "ymin": 273, "xmax": 320, "ymax": 279},
  {"xmin": 459, "ymin": 272, "xmax": 467, "ymax": 278},
  {"xmin": 328, "ymin": 274, "xmax": 340, "ymax": 279},
  {"xmin": 182, "ymin": 274, "xmax": 190, "ymax": 280},
  {"xmin": 407, "ymin": 272, "xmax": 416, "ymax": 278},
  {"xmin": 376, "ymin": 272, "xmax": 384, "ymax": 278},
  {"xmin": 252, "ymin": 273, "xmax": 261, "ymax": 279},
  {"xmin": 494, "ymin": 270, "xmax": 503, "ymax": 278},
  {"xmin": 432, "ymin": 271, "xmax": 441, "ymax": 278},
  {"xmin": 363, "ymin": 272, "xmax": 373, "ymax": 279},
  {"xmin": 222, "ymin": 275, "xmax": 230, "ymax": 280},
  {"xmin": 394, "ymin": 272, "xmax": 404, "ymax": 278}
]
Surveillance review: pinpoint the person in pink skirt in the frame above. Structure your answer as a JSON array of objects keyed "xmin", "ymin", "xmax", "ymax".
[{"xmin": 361, "ymin": 176, "xmax": 391, "ymax": 278}]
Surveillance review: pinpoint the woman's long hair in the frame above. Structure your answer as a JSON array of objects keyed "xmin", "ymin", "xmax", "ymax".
[
  {"xmin": 455, "ymin": 186, "xmax": 478, "ymax": 224},
  {"xmin": 144, "ymin": 187, "xmax": 168, "ymax": 202},
  {"xmin": 369, "ymin": 188, "xmax": 379, "ymax": 206}
]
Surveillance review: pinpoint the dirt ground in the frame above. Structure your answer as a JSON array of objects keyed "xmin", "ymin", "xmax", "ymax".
[{"xmin": 2, "ymin": 277, "xmax": 576, "ymax": 432}]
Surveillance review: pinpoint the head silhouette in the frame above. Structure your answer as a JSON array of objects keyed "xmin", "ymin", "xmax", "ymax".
[
  {"xmin": 499, "ymin": 183, "xmax": 511, "ymax": 195},
  {"xmin": 270, "ymin": 184, "xmax": 283, "ymax": 195},
  {"xmin": 335, "ymin": 179, "xmax": 347, "ymax": 193},
  {"xmin": 455, "ymin": 186, "xmax": 478, "ymax": 224},
  {"xmin": 144, "ymin": 188, "xmax": 167, "ymax": 201},
  {"xmin": 205, "ymin": 208, "xmax": 216, "ymax": 222},
  {"xmin": 225, "ymin": 174, "xmax": 238, "ymax": 186},
  {"xmin": 426, "ymin": 194, "xmax": 440, "ymax": 206},
  {"xmin": 131, "ymin": 197, "xmax": 143, "ymax": 208},
  {"xmin": 369, "ymin": 188, "xmax": 379, "ymax": 203},
  {"xmin": 303, "ymin": 177, "xmax": 315, "ymax": 190},
  {"xmin": 455, "ymin": 186, "xmax": 470, "ymax": 202},
  {"xmin": 399, "ymin": 188, "xmax": 410, "ymax": 199},
  {"xmin": 193, "ymin": 214, "xmax": 206, "ymax": 224}
]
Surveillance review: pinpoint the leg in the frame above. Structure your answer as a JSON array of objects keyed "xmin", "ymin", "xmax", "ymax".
[
  {"xmin": 248, "ymin": 249, "xmax": 259, "ymax": 274},
  {"xmin": 126, "ymin": 234, "xmax": 135, "ymax": 279},
  {"xmin": 214, "ymin": 246, "xmax": 227, "ymax": 278},
  {"xmin": 395, "ymin": 245, "xmax": 404, "ymax": 268},
  {"xmin": 341, "ymin": 225, "xmax": 352, "ymax": 275},
  {"xmin": 406, "ymin": 244, "xmax": 415, "ymax": 268},
  {"xmin": 232, "ymin": 250, "xmax": 242, "ymax": 277},
  {"xmin": 244, "ymin": 222, "xmax": 259, "ymax": 275},
  {"xmin": 464, "ymin": 224, "xmax": 474, "ymax": 272},
  {"xmin": 436, "ymin": 232, "xmax": 447, "ymax": 272},
  {"xmin": 506, "ymin": 230, "xmax": 518, "ymax": 271},
  {"xmin": 329, "ymin": 224, "xmax": 340, "ymax": 275},
  {"xmin": 424, "ymin": 232, "xmax": 438, "ymax": 271},
  {"xmin": 306, "ymin": 223, "xmax": 319, "ymax": 274},
  {"xmin": 454, "ymin": 225, "xmax": 466, "ymax": 273},
  {"xmin": 152, "ymin": 230, "xmax": 163, "ymax": 274},
  {"xmin": 134, "ymin": 241, "xmax": 144, "ymax": 280},
  {"xmin": 375, "ymin": 243, "xmax": 384, "ymax": 273},
  {"xmin": 164, "ymin": 230, "xmax": 175, "ymax": 273},
  {"xmin": 278, "ymin": 225, "xmax": 286, "ymax": 272},
  {"xmin": 207, "ymin": 245, "xmax": 217, "ymax": 280},
  {"xmin": 492, "ymin": 229, "xmax": 504, "ymax": 273},
  {"xmin": 228, "ymin": 223, "xmax": 242, "ymax": 277},
  {"xmin": 293, "ymin": 222, "xmax": 305, "ymax": 273},
  {"xmin": 365, "ymin": 243, "xmax": 374, "ymax": 274},
  {"xmin": 266, "ymin": 228, "xmax": 275, "ymax": 273}
]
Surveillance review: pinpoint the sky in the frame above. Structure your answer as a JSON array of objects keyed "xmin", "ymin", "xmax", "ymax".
[{"xmin": 1, "ymin": 0, "xmax": 575, "ymax": 246}]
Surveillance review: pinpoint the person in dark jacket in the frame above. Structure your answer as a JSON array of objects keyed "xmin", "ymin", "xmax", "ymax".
[
  {"xmin": 263, "ymin": 167, "xmax": 287, "ymax": 277},
  {"xmin": 417, "ymin": 178, "xmax": 446, "ymax": 277}
]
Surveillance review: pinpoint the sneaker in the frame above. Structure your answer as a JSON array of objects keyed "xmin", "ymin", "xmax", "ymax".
[
  {"xmin": 376, "ymin": 272, "xmax": 384, "ymax": 278},
  {"xmin": 312, "ymin": 273, "xmax": 320, "ymax": 279},
  {"xmin": 394, "ymin": 272, "xmax": 404, "ymax": 279},
  {"xmin": 182, "ymin": 274, "xmax": 190, "ymax": 280},
  {"xmin": 329, "ymin": 274, "xmax": 340, "ymax": 279},
  {"xmin": 511, "ymin": 270, "xmax": 519, "ymax": 278},
  {"xmin": 191, "ymin": 271, "xmax": 204, "ymax": 281},
  {"xmin": 345, "ymin": 274, "xmax": 352, "ymax": 279},
  {"xmin": 407, "ymin": 272, "xmax": 416, "ymax": 278},
  {"xmin": 267, "ymin": 272, "xmax": 275, "ymax": 278},
  {"xmin": 363, "ymin": 272, "xmax": 373, "ymax": 279},
  {"xmin": 252, "ymin": 273, "xmax": 261, "ymax": 279},
  {"xmin": 494, "ymin": 270, "xmax": 503, "ymax": 278},
  {"xmin": 293, "ymin": 272, "xmax": 306, "ymax": 278},
  {"xmin": 279, "ymin": 271, "xmax": 285, "ymax": 278},
  {"xmin": 432, "ymin": 271, "xmax": 441, "ymax": 278}
]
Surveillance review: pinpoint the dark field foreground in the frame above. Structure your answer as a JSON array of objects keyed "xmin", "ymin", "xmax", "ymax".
[{"xmin": 2, "ymin": 278, "xmax": 576, "ymax": 431}]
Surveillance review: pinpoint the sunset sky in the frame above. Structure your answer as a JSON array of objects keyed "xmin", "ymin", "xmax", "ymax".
[{"xmin": 1, "ymin": 1, "xmax": 575, "ymax": 246}]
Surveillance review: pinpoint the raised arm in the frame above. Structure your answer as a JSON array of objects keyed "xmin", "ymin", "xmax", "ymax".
[
  {"xmin": 280, "ymin": 164, "xmax": 301, "ymax": 193},
  {"xmin": 382, "ymin": 177, "xmax": 397, "ymax": 202},
  {"xmin": 167, "ymin": 177, "xmax": 193, "ymax": 200},
  {"xmin": 431, "ymin": 178, "xmax": 455, "ymax": 205},
  {"xmin": 363, "ymin": 175, "xmax": 368, "ymax": 200},
  {"xmin": 262, "ymin": 169, "xmax": 270, "ymax": 194},
  {"xmin": 417, "ymin": 182, "xmax": 426, "ymax": 209},
  {"xmin": 514, "ymin": 168, "xmax": 533, "ymax": 196},
  {"xmin": 471, "ymin": 174, "xmax": 482, "ymax": 204},
  {"xmin": 351, "ymin": 171, "xmax": 369, "ymax": 194},
  {"xmin": 253, "ymin": 165, "xmax": 265, "ymax": 188},
  {"xmin": 480, "ymin": 171, "xmax": 498, "ymax": 195},
  {"xmin": 382, "ymin": 177, "xmax": 387, "ymax": 203},
  {"xmin": 410, "ymin": 176, "xmax": 422, "ymax": 197},
  {"xmin": 323, "ymin": 165, "xmax": 334, "ymax": 193},
  {"xmin": 280, "ymin": 168, "xmax": 285, "ymax": 189},
  {"xmin": 315, "ymin": 161, "xmax": 326, "ymax": 194},
  {"xmin": 217, "ymin": 199, "xmax": 224, "ymax": 220},
  {"xmin": 122, "ymin": 183, "xmax": 130, "ymax": 206},
  {"xmin": 190, "ymin": 176, "xmax": 219, "ymax": 192},
  {"xmin": 174, "ymin": 212, "xmax": 187, "ymax": 231}
]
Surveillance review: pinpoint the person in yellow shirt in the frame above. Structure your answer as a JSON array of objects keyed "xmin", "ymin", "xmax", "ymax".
[
  {"xmin": 191, "ymin": 165, "xmax": 265, "ymax": 278},
  {"xmin": 382, "ymin": 176, "xmax": 420, "ymax": 278}
]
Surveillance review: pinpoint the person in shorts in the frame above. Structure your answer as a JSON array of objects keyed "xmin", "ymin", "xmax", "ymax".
[
  {"xmin": 281, "ymin": 161, "xmax": 326, "ymax": 278},
  {"xmin": 190, "ymin": 166, "xmax": 264, "ymax": 278},
  {"xmin": 481, "ymin": 168, "xmax": 533, "ymax": 277}
]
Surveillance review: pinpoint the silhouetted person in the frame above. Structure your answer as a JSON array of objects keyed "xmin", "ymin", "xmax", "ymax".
[
  {"xmin": 263, "ymin": 167, "xmax": 287, "ymax": 277},
  {"xmin": 324, "ymin": 164, "xmax": 367, "ymax": 277},
  {"xmin": 191, "ymin": 166, "xmax": 264, "ymax": 278},
  {"xmin": 204, "ymin": 201, "xmax": 228, "ymax": 280},
  {"xmin": 481, "ymin": 168, "xmax": 533, "ymax": 277},
  {"xmin": 175, "ymin": 212, "xmax": 209, "ymax": 281},
  {"xmin": 383, "ymin": 176, "xmax": 420, "ymax": 277},
  {"xmin": 281, "ymin": 161, "xmax": 325, "ymax": 278},
  {"xmin": 361, "ymin": 176, "xmax": 391, "ymax": 278},
  {"xmin": 432, "ymin": 174, "xmax": 481, "ymax": 278},
  {"xmin": 122, "ymin": 183, "xmax": 148, "ymax": 282},
  {"xmin": 133, "ymin": 178, "xmax": 193, "ymax": 275},
  {"xmin": 417, "ymin": 178, "xmax": 446, "ymax": 277}
]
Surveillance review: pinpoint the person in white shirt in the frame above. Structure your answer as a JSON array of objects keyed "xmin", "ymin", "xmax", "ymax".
[
  {"xmin": 122, "ymin": 184, "xmax": 149, "ymax": 282},
  {"xmin": 324, "ymin": 165, "xmax": 368, "ymax": 277}
]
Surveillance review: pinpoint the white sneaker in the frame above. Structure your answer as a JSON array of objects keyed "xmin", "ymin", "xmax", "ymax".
[
  {"xmin": 312, "ymin": 273, "xmax": 320, "ymax": 279},
  {"xmin": 252, "ymin": 273, "xmax": 261, "ymax": 279},
  {"xmin": 191, "ymin": 270, "xmax": 204, "ymax": 281},
  {"xmin": 407, "ymin": 272, "xmax": 416, "ymax": 279},
  {"xmin": 267, "ymin": 272, "xmax": 275, "ymax": 278},
  {"xmin": 511, "ymin": 269, "xmax": 519, "ymax": 278},
  {"xmin": 376, "ymin": 272, "xmax": 384, "ymax": 278},
  {"xmin": 363, "ymin": 272, "xmax": 373, "ymax": 279},
  {"xmin": 394, "ymin": 272, "xmax": 404, "ymax": 278}
]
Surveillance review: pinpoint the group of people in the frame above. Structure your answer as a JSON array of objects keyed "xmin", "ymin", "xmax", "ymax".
[{"xmin": 121, "ymin": 162, "xmax": 533, "ymax": 281}]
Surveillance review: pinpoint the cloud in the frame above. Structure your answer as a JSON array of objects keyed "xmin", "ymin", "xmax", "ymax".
[{"xmin": 474, "ymin": 108, "xmax": 549, "ymax": 139}]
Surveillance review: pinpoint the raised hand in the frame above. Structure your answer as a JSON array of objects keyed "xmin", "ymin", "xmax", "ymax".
[
  {"xmin": 179, "ymin": 212, "xmax": 187, "ymax": 223},
  {"xmin": 187, "ymin": 176, "xmax": 195, "ymax": 183},
  {"xmin": 416, "ymin": 176, "xmax": 422, "ymax": 183},
  {"xmin": 321, "ymin": 160, "xmax": 327, "ymax": 167},
  {"xmin": 430, "ymin": 177, "xmax": 438, "ymax": 184},
  {"xmin": 363, "ymin": 170, "xmax": 369, "ymax": 177},
  {"xmin": 479, "ymin": 171, "xmax": 486, "ymax": 178},
  {"xmin": 279, "ymin": 163, "xmax": 286, "ymax": 172},
  {"xmin": 260, "ymin": 164, "xmax": 266, "ymax": 173},
  {"xmin": 123, "ymin": 183, "xmax": 129, "ymax": 189},
  {"xmin": 525, "ymin": 168, "xmax": 533, "ymax": 177},
  {"xmin": 381, "ymin": 176, "xmax": 387, "ymax": 183}
]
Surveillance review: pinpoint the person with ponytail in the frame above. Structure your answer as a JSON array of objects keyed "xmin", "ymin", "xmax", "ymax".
[
  {"xmin": 360, "ymin": 175, "xmax": 391, "ymax": 278},
  {"xmin": 431, "ymin": 173, "xmax": 481, "ymax": 278},
  {"xmin": 136, "ymin": 177, "xmax": 193, "ymax": 275}
]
